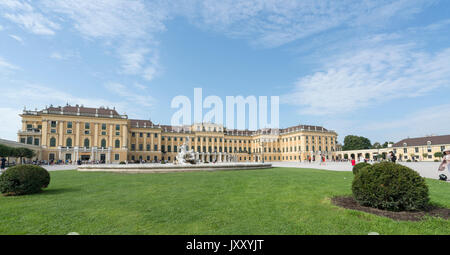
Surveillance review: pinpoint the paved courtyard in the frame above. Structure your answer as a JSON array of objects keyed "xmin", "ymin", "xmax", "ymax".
[{"xmin": 272, "ymin": 161, "xmax": 446, "ymax": 180}]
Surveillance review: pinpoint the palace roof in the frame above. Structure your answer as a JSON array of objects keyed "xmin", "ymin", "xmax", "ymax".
[{"xmin": 393, "ymin": 135, "xmax": 450, "ymax": 147}]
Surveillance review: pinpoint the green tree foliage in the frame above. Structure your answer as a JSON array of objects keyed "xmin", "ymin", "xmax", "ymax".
[
  {"xmin": 382, "ymin": 142, "xmax": 394, "ymax": 148},
  {"xmin": 0, "ymin": 144, "xmax": 12, "ymax": 157},
  {"xmin": 372, "ymin": 142, "xmax": 382, "ymax": 149},
  {"xmin": 342, "ymin": 135, "xmax": 372, "ymax": 151},
  {"xmin": 434, "ymin": 152, "xmax": 443, "ymax": 159}
]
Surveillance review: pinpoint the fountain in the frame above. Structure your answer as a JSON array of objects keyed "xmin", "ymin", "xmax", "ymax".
[
  {"xmin": 175, "ymin": 137, "xmax": 197, "ymax": 165},
  {"xmin": 78, "ymin": 136, "xmax": 272, "ymax": 173}
]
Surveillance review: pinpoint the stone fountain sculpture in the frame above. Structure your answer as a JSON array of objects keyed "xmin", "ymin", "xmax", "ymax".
[{"xmin": 175, "ymin": 137, "xmax": 197, "ymax": 165}]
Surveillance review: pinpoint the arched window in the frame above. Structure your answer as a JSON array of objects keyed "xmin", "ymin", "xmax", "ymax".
[
  {"xmin": 66, "ymin": 138, "xmax": 72, "ymax": 147},
  {"xmin": 101, "ymin": 139, "xmax": 106, "ymax": 148},
  {"xmin": 50, "ymin": 137, "xmax": 56, "ymax": 147},
  {"xmin": 84, "ymin": 138, "xmax": 90, "ymax": 148},
  {"xmin": 115, "ymin": 139, "xmax": 120, "ymax": 148}
]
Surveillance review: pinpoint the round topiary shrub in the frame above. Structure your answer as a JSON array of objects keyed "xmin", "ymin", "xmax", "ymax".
[
  {"xmin": 352, "ymin": 162, "xmax": 371, "ymax": 175},
  {"xmin": 352, "ymin": 162, "xmax": 429, "ymax": 211},
  {"xmin": 0, "ymin": 165, "xmax": 50, "ymax": 196}
]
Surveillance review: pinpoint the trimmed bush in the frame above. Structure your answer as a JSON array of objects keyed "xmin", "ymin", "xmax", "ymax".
[
  {"xmin": 352, "ymin": 162, "xmax": 429, "ymax": 211},
  {"xmin": 352, "ymin": 162, "xmax": 370, "ymax": 175},
  {"xmin": 119, "ymin": 161, "xmax": 126, "ymax": 164},
  {"xmin": 0, "ymin": 165, "xmax": 50, "ymax": 196}
]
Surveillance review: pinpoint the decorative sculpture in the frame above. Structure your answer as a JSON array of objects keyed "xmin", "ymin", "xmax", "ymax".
[{"xmin": 175, "ymin": 137, "xmax": 198, "ymax": 165}]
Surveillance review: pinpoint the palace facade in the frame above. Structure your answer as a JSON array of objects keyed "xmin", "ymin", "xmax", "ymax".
[
  {"xmin": 336, "ymin": 135, "xmax": 450, "ymax": 162},
  {"xmin": 17, "ymin": 105, "xmax": 339, "ymax": 164}
]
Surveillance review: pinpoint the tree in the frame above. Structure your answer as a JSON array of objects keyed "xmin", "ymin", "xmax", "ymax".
[
  {"xmin": 342, "ymin": 135, "xmax": 372, "ymax": 151},
  {"xmin": 11, "ymin": 147, "xmax": 35, "ymax": 164},
  {"xmin": 0, "ymin": 144, "xmax": 12, "ymax": 158},
  {"xmin": 434, "ymin": 152, "xmax": 443, "ymax": 160},
  {"xmin": 382, "ymin": 141, "xmax": 394, "ymax": 148},
  {"xmin": 372, "ymin": 142, "xmax": 382, "ymax": 149},
  {"xmin": 422, "ymin": 153, "xmax": 428, "ymax": 159}
]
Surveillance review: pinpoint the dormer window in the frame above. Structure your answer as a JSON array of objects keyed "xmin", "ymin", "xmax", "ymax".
[
  {"xmin": 403, "ymin": 143, "xmax": 407, "ymax": 147},
  {"xmin": 427, "ymin": 141, "xmax": 431, "ymax": 146}
]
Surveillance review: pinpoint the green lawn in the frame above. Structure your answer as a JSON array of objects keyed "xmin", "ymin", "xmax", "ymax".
[{"xmin": 1, "ymin": 167, "xmax": 449, "ymax": 235}]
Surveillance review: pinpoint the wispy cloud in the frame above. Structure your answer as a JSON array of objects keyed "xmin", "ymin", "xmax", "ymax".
[
  {"xmin": 8, "ymin": 34, "xmax": 23, "ymax": 44},
  {"xmin": 186, "ymin": 0, "xmax": 431, "ymax": 48},
  {"xmin": 49, "ymin": 51, "xmax": 79, "ymax": 61},
  {"xmin": 41, "ymin": 0, "xmax": 167, "ymax": 81},
  {"xmin": 362, "ymin": 103, "xmax": 450, "ymax": 140},
  {"xmin": 284, "ymin": 41, "xmax": 450, "ymax": 115},
  {"xmin": 105, "ymin": 82, "xmax": 156, "ymax": 108},
  {"xmin": 0, "ymin": 56, "xmax": 19, "ymax": 72},
  {"xmin": 1, "ymin": 0, "xmax": 60, "ymax": 35}
]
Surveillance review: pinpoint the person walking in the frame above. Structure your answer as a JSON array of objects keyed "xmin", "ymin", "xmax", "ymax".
[
  {"xmin": 438, "ymin": 149, "xmax": 450, "ymax": 181},
  {"xmin": 1, "ymin": 157, "xmax": 6, "ymax": 171},
  {"xmin": 390, "ymin": 152, "xmax": 397, "ymax": 163},
  {"xmin": 351, "ymin": 156, "xmax": 356, "ymax": 167}
]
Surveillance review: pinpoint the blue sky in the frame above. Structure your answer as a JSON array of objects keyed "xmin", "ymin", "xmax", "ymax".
[{"xmin": 0, "ymin": 0, "xmax": 449, "ymax": 145}]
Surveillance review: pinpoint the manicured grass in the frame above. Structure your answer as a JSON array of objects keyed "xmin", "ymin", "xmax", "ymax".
[{"xmin": 1, "ymin": 167, "xmax": 449, "ymax": 235}]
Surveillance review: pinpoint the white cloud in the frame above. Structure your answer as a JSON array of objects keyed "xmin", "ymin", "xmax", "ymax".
[
  {"xmin": 0, "ymin": 107, "xmax": 21, "ymax": 141},
  {"xmin": 41, "ymin": 0, "xmax": 167, "ymax": 81},
  {"xmin": 1, "ymin": 0, "xmax": 60, "ymax": 35},
  {"xmin": 285, "ymin": 43, "xmax": 450, "ymax": 115},
  {"xmin": 41, "ymin": 0, "xmax": 168, "ymax": 39},
  {"xmin": 362, "ymin": 103, "xmax": 450, "ymax": 141},
  {"xmin": 186, "ymin": 0, "xmax": 430, "ymax": 47},
  {"xmin": 49, "ymin": 51, "xmax": 79, "ymax": 61},
  {"xmin": 8, "ymin": 34, "xmax": 23, "ymax": 44},
  {"xmin": 0, "ymin": 57, "xmax": 19, "ymax": 73},
  {"xmin": 105, "ymin": 82, "xmax": 155, "ymax": 107}
]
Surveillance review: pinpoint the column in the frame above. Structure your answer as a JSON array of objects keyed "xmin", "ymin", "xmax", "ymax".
[
  {"xmin": 94, "ymin": 123, "xmax": 99, "ymax": 147},
  {"xmin": 151, "ymin": 132, "xmax": 154, "ymax": 151},
  {"xmin": 58, "ymin": 120, "xmax": 64, "ymax": 146},
  {"xmin": 122, "ymin": 124, "xmax": 128, "ymax": 149},
  {"xmin": 75, "ymin": 121, "xmax": 80, "ymax": 147},
  {"xmin": 144, "ymin": 132, "xmax": 147, "ymax": 152},
  {"xmin": 109, "ymin": 124, "xmax": 113, "ymax": 149},
  {"xmin": 42, "ymin": 120, "xmax": 48, "ymax": 148}
]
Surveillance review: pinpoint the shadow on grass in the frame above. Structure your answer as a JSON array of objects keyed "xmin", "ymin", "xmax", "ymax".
[
  {"xmin": 39, "ymin": 187, "xmax": 81, "ymax": 196},
  {"xmin": 332, "ymin": 195, "xmax": 450, "ymax": 221}
]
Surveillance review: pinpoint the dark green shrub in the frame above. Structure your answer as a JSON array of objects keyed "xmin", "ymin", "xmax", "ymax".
[
  {"xmin": 119, "ymin": 161, "xmax": 126, "ymax": 164},
  {"xmin": 352, "ymin": 162, "xmax": 370, "ymax": 175},
  {"xmin": 434, "ymin": 159, "xmax": 439, "ymax": 162},
  {"xmin": 0, "ymin": 165, "xmax": 50, "ymax": 196},
  {"xmin": 352, "ymin": 162, "xmax": 429, "ymax": 211},
  {"xmin": 406, "ymin": 159, "xmax": 412, "ymax": 162}
]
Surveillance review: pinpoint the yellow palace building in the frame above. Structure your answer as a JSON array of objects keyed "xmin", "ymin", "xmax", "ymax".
[{"xmin": 17, "ymin": 105, "xmax": 339, "ymax": 164}]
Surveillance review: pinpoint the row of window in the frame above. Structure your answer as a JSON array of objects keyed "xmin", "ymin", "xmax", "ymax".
[
  {"xmin": 48, "ymin": 137, "xmax": 121, "ymax": 148},
  {"xmin": 49, "ymin": 153, "xmax": 121, "ymax": 161},
  {"xmin": 47, "ymin": 121, "xmax": 122, "ymax": 131}
]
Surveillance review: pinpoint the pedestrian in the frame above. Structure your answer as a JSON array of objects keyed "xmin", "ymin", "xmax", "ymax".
[
  {"xmin": 1, "ymin": 157, "xmax": 6, "ymax": 170},
  {"xmin": 351, "ymin": 156, "xmax": 356, "ymax": 167},
  {"xmin": 391, "ymin": 152, "xmax": 397, "ymax": 163},
  {"xmin": 438, "ymin": 149, "xmax": 450, "ymax": 181}
]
